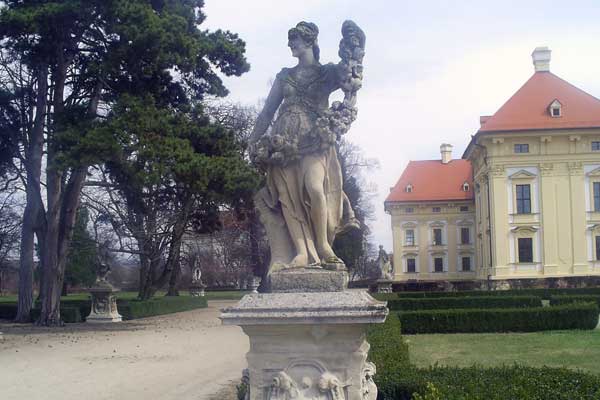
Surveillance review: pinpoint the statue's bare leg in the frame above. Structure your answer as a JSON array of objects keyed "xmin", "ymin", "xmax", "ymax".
[{"xmin": 305, "ymin": 161, "xmax": 337, "ymax": 261}]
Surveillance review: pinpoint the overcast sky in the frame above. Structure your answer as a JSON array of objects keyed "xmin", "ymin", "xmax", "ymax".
[{"xmin": 203, "ymin": 0, "xmax": 600, "ymax": 250}]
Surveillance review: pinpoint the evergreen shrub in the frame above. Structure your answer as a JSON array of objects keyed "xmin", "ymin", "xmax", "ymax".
[
  {"xmin": 398, "ymin": 303, "xmax": 599, "ymax": 334},
  {"xmin": 387, "ymin": 296, "xmax": 542, "ymax": 311},
  {"xmin": 380, "ymin": 365, "xmax": 600, "ymax": 400},
  {"xmin": 117, "ymin": 296, "xmax": 208, "ymax": 320},
  {"xmin": 550, "ymin": 294, "xmax": 600, "ymax": 307},
  {"xmin": 395, "ymin": 287, "xmax": 600, "ymax": 300}
]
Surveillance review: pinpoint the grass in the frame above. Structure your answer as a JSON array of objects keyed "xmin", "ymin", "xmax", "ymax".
[
  {"xmin": 406, "ymin": 329, "xmax": 600, "ymax": 375},
  {"xmin": 0, "ymin": 289, "xmax": 247, "ymax": 303}
]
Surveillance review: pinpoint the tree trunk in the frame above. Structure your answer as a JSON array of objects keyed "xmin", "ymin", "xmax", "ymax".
[
  {"xmin": 166, "ymin": 261, "xmax": 180, "ymax": 296},
  {"xmin": 16, "ymin": 65, "xmax": 48, "ymax": 323}
]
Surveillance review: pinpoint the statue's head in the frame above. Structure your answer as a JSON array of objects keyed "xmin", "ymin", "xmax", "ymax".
[{"xmin": 288, "ymin": 21, "xmax": 320, "ymax": 62}]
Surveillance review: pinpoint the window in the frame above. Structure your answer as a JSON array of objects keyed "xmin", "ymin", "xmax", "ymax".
[
  {"xmin": 516, "ymin": 184, "xmax": 531, "ymax": 214},
  {"xmin": 405, "ymin": 184, "xmax": 413, "ymax": 193},
  {"xmin": 462, "ymin": 182, "xmax": 470, "ymax": 192},
  {"xmin": 460, "ymin": 206, "xmax": 469, "ymax": 212},
  {"xmin": 596, "ymin": 236, "xmax": 600, "ymax": 261},
  {"xmin": 518, "ymin": 238, "xmax": 533, "ymax": 263},
  {"xmin": 461, "ymin": 257, "xmax": 471, "ymax": 271},
  {"xmin": 592, "ymin": 141, "xmax": 600, "ymax": 151},
  {"xmin": 432, "ymin": 207, "xmax": 441, "ymax": 213},
  {"xmin": 405, "ymin": 229, "xmax": 415, "ymax": 246},
  {"xmin": 407, "ymin": 258, "xmax": 416, "ymax": 273},
  {"xmin": 551, "ymin": 107, "xmax": 560, "ymax": 117},
  {"xmin": 594, "ymin": 182, "xmax": 600, "ymax": 212},
  {"xmin": 433, "ymin": 228, "xmax": 443, "ymax": 245},
  {"xmin": 514, "ymin": 144, "xmax": 529, "ymax": 153},
  {"xmin": 405, "ymin": 207, "xmax": 414, "ymax": 214},
  {"xmin": 460, "ymin": 227, "xmax": 470, "ymax": 244},
  {"xmin": 434, "ymin": 257, "xmax": 443, "ymax": 272}
]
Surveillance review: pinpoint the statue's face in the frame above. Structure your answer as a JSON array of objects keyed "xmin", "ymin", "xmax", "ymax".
[{"xmin": 288, "ymin": 36, "xmax": 311, "ymax": 59}]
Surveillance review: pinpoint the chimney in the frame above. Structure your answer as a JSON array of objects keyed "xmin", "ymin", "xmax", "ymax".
[
  {"xmin": 532, "ymin": 47, "xmax": 551, "ymax": 72},
  {"xmin": 440, "ymin": 143, "xmax": 453, "ymax": 164}
]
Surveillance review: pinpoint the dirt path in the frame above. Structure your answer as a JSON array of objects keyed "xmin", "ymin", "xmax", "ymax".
[{"xmin": 0, "ymin": 301, "xmax": 247, "ymax": 400}]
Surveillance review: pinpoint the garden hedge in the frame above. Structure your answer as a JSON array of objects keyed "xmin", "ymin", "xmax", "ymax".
[
  {"xmin": 387, "ymin": 295, "xmax": 542, "ymax": 311},
  {"xmin": 377, "ymin": 365, "xmax": 600, "ymax": 400},
  {"xmin": 0, "ymin": 295, "xmax": 208, "ymax": 322},
  {"xmin": 394, "ymin": 287, "xmax": 600, "ymax": 300},
  {"xmin": 550, "ymin": 294, "xmax": 600, "ymax": 307},
  {"xmin": 117, "ymin": 296, "xmax": 208, "ymax": 320},
  {"xmin": 366, "ymin": 314, "xmax": 600, "ymax": 400},
  {"xmin": 398, "ymin": 302, "xmax": 599, "ymax": 334}
]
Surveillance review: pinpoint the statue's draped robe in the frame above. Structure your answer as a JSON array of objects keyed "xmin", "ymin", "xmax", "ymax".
[{"xmin": 259, "ymin": 64, "xmax": 345, "ymax": 266}]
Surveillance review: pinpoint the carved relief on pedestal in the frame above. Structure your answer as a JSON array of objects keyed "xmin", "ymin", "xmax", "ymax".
[
  {"xmin": 265, "ymin": 360, "xmax": 350, "ymax": 400},
  {"xmin": 361, "ymin": 362, "xmax": 377, "ymax": 400}
]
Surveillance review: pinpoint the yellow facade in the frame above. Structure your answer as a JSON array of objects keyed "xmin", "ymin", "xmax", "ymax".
[
  {"xmin": 466, "ymin": 131, "xmax": 600, "ymax": 281},
  {"xmin": 386, "ymin": 201, "xmax": 477, "ymax": 282}
]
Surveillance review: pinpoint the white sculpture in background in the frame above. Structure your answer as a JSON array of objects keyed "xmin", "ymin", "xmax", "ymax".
[
  {"xmin": 377, "ymin": 245, "xmax": 393, "ymax": 280},
  {"xmin": 192, "ymin": 266, "xmax": 202, "ymax": 283},
  {"xmin": 250, "ymin": 20, "xmax": 365, "ymax": 274}
]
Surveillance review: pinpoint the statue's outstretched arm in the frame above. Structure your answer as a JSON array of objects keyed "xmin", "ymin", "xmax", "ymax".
[{"xmin": 251, "ymin": 77, "xmax": 284, "ymax": 143}]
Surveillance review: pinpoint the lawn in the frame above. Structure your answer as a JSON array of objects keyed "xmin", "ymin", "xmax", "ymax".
[{"xmin": 406, "ymin": 329, "xmax": 600, "ymax": 375}]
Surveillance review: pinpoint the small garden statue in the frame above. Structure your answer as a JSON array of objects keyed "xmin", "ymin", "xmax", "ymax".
[
  {"xmin": 189, "ymin": 257, "xmax": 206, "ymax": 297},
  {"xmin": 87, "ymin": 241, "xmax": 122, "ymax": 323},
  {"xmin": 377, "ymin": 245, "xmax": 393, "ymax": 281}
]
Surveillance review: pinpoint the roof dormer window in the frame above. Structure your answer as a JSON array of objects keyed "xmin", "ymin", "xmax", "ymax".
[
  {"xmin": 405, "ymin": 184, "xmax": 413, "ymax": 193},
  {"xmin": 462, "ymin": 182, "xmax": 470, "ymax": 192},
  {"xmin": 548, "ymin": 99, "xmax": 562, "ymax": 118}
]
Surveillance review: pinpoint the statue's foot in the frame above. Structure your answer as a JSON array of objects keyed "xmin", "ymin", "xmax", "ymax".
[{"xmin": 289, "ymin": 253, "xmax": 308, "ymax": 268}]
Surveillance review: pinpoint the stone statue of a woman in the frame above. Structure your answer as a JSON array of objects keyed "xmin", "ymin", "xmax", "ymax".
[{"xmin": 251, "ymin": 20, "xmax": 365, "ymax": 273}]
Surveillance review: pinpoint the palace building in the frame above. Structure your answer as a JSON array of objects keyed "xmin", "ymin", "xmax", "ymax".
[{"xmin": 385, "ymin": 47, "xmax": 600, "ymax": 288}]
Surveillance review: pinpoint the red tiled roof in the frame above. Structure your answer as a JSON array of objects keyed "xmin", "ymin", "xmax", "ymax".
[
  {"xmin": 479, "ymin": 72, "xmax": 600, "ymax": 132},
  {"xmin": 385, "ymin": 159, "xmax": 473, "ymax": 203}
]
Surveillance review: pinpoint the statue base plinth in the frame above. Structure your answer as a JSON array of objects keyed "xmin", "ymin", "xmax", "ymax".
[
  {"xmin": 267, "ymin": 267, "xmax": 348, "ymax": 293},
  {"xmin": 221, "ymin": 290, "xmax": 388, "ymax": 400},
  {"xmin": 86, "ymin": 282, "xmax": 122, "ymax": 323},
  {"xmin": 189, "ymin": 283, "xmax": 206, "ymax": 297},
  {"xmin": 373, "ymin": 279, "xmax": 393, "ymax": 294}
]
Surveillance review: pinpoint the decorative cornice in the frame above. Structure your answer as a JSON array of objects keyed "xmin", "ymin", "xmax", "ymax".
[
  {"xmin": 540, "ymin": 163, "xmax": 554, "ymax": 176},
  {"xmin": 489, "ymin": 164, "xmax": 505, "ymax": 177},
  {"xmin": 568, "ymin": 161, "xmax": 583, "ymax": 175}
]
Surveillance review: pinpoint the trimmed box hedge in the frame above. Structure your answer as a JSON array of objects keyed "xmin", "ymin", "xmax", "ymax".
[
  {"xmin": 395, "ymin": 287, "xmax": 600, "ymax": 300},
  {"xmin": 117, "ymin": 296, "xmax": 208, "ymax": 320},
  {"xmin": 30, "ymin": 306, "xmax": 83, "ymax": 323},
  {"xmin": 550, "ymin": 294, "xmax": 600, "ymax": 307},
  {"xmin": 379, "ymin": 365, "xmax": 600, "ymax": 400},
  {"xmin": 366, "ymin": 315, "xmax": 600, "ymax": 400},
  {"xmin": 387, "ymin": 295, "xmax": 542, "ymax": 311},
  {"xmin": 0, "ymin": 295, "xmax": 208, "ymax": 322},
  {"xmin": 398, "ymin": 302, "xmax": 599, "ymax": 334}
]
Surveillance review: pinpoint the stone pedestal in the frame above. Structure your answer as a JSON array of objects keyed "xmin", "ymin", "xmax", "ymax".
[
  {"xmin": 189, "ymin": 283, "xmax": 206, "ymax": 297},
  {"xmin": 221, "ymin": 269, "xmax": 388, "ymax": 400},
  {"xmin": 373, "ymin": 279, "xmax": 393, "ymax": 294},
  {"xmin": 86, "ymin": 281, "xmax": 122, "ymax": 323}
]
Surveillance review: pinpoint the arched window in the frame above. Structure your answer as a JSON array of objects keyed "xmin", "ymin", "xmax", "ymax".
[
  {"xmin": 462, "ymin": 182, "xmax": 470, "ymax": 192},
  {"xmin": 405, "ymin": 184, "xmax": 413, "ymax": 193}
]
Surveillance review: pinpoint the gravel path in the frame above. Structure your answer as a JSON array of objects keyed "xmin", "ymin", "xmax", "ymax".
[{"xmin": 0, "ymin": 301, "xmax": 247, "ymax": 400}]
